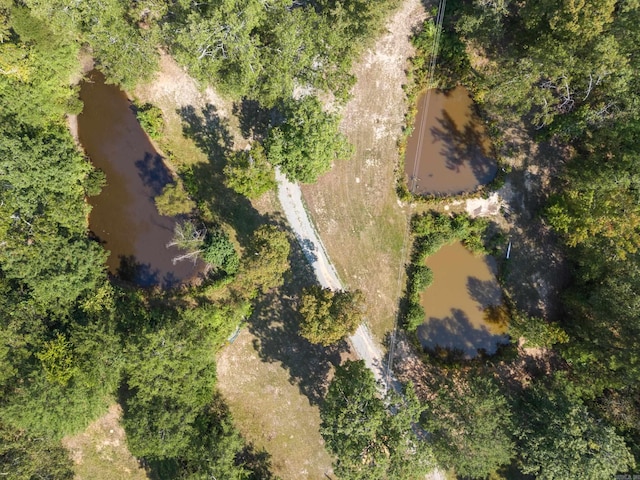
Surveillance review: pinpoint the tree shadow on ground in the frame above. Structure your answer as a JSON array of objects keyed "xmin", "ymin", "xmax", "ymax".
[
  {"xmin": 232, "ymin": 98, "xmax": 275, "ymax": 141},
  {"xmin": 246, "ymin": 223, "xmax": 348, "ymax": 405},
  {"xmin": 177, "ymin": 104, "xmax": 265, "ymax": 246}
]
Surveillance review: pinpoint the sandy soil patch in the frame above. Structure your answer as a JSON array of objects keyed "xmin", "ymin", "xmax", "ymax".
[
  {"xmin": 62, "ymin": 404, "xmax": 148, "ymax": 480},
  {"xmin": 217, "ymin": 328, "xmax": 336, "ymax": 480}
]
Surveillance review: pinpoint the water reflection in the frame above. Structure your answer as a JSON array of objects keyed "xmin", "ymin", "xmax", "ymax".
[
  {"xmin": 417, "ymin": 242, "xmax": 507, "ymax": 357},
  {"xmin": 405, "ymin": 87, "xmax": 497, "ymax": 195},
  {"xmin": 79, "ymin": 70, "xmax": 202, "ymax": 287}
]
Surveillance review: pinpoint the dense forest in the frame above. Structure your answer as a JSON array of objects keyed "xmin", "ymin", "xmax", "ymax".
[
  {"xmin": 2, "ymin": 0, "xmax": 640, "ymax": 479},
  {"xmin": 399, "ymin": 0, "xmax": 640, "ymax": 478},
  {"xmin": 0, "ymin": 0, "xmax": 399, "ymax": 478}
]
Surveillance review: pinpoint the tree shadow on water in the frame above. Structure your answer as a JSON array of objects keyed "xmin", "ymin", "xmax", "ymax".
[
  {"xmin": 135, "ymin": 152, "xmax": 173, "ymax": 197},
  {"xmin": 177, "ymin": 104, "xmax": 264, "ymax": 246},
  {"xmin": 116, "ymin": 255, "xmax": 160, "ymax": 287},
  {"xmin": 246, "ymin": 232, "xmax": 345, "ymax": 406},
  {"xmin": 466, "ymin": 275, "xmax": 502, "ymax": 309},
  {"xmin": 430, "ymin": 110, "xmax": 497, "ymax": 186},
  {"xmin": 417, "ymin": 308, "xmax": 506, "ymax": 358}
]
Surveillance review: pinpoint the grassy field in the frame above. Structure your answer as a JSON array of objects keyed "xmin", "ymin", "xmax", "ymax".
[{"xmin": 301, "ymin": 0, "xmax": 426, "ymax": 340}]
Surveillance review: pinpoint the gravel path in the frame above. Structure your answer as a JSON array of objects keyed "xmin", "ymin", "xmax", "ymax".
[{"xmin": 276, "ymin": 168, "xmax": 388, "ymax": 384}]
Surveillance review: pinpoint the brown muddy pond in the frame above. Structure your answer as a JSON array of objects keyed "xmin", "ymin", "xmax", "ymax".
[
  {"xmin": 79, "ymin": 70, "xmax": 201, "ymax": 287},
  {"xmin": 405, "ymin": 86, "xmax": 497, "ymax": 195},
  {"xmin": 417, "ymin": 241, "xmax": 507, "ymax": 357}
]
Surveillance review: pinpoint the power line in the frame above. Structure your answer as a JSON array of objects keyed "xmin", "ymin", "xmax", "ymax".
[
  {"xmin": 409, "ymin": 0, "xmax": 447, "ymax": 194},
  {"xmin": 386, "ymin": 0, "xmax": 447, "ymax": 388}
]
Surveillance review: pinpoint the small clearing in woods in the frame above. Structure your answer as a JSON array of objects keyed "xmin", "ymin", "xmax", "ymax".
[{"xmin": 62, "ymin": 404, "xmax": 148, "ymax": 480}]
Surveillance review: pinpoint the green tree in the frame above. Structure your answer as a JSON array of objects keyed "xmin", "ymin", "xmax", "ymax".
[
  {"xmin": 122, "ymin": 318, "xmax": 218, "ymax": 459},
  {"xmin": 234, "ymin": 225, "xmax": 291, "ymax": 299},
  {"xmin": 266, "ymin": 96, "xmax": 352, "ymax": 183},
  {"xmin": 166, "ymin": 0, "xmax": 266, "ymax": 99},
  {"xmin": 0, "ymin": 6, "xmax": 82, "ymax": 125},
  {"xmin": 204, "ymin": 229, "xmax": 239, "ymax": 275},
  {"xmin": 25, "ymin": 0, "xmax": 159, "ymax": 89},
  {"xmin": 298, "ymin": 287, "xmax": 365, "ymax": 346},
  {"xmin": 320, "ymin": 360, "xmax": 434, "ymax": 479},
  {"xmin": 223, "ymin": 144, "xmax": 276, "ymax": 199},
  {"xmin": 134, "ymin": 102, "xmax": 164, "ymax": 141},
  {"xmin": 423, "ymin": 374, "xmax": 515, "ymax": 479},
  {"xmin": 154, "ymin": 182, "xmax": 196, "ymax": 217},
  {"xmin": 509, "ymin": 312, "xmax": 569, "ymax": 348},
  {"xmin": 0, "ymin": 423, "xmax": 74, "ymax": 480},
  {"xmin": 516, "ymin": 376, "xmax": 635, "ymax": 480}
]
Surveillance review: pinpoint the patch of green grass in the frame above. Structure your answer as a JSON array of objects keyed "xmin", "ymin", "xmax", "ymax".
[{"xmin": 216, "ymin": 329, "xmax": 336, "ymax": 480}]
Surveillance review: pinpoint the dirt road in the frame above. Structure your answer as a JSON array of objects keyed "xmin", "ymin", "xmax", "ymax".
[{"xmin": 276, "ymin": 168, "xmax": 388, "ymax": 384}]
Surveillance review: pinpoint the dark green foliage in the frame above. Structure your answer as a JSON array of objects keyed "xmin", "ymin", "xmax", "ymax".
[
  {"xmin": 509, "ymin": 312, "xmax": 568, "ymax": 349},
  {"xmin": 0, "ymin": 6, "xmax": 82, "ymax": 125},
  {"xmin": 204, "ymin": 229, "xmax": 239, "ymax": 275},
  {"xmin": 516, "ymin": 376, "xmax": 635, "ymax": 480},
  {"xmin": 0, "ymin": 423, "xmax": 74, "ymax": 480},
  {"xmin": 223, "ymin": 144, "xmax": 276, "ymax": 199},
  {"xmin": 0, "ymin": 122, "xmax": 107, "ymax": 315},
  {"xmin": 320, "ymin": 360, "xmax": 434, "ymax": 479},
  {"xmin": 266, "ymin": 96, "xmax": 352, "ymax": 183},
  {"xmin": 122, "ymin": 304, "xmax": 246, "ymax": 460},
  {"xmin": 154, "ymin": 182, "xmax": 196, "ymax": 217},
  {"xmin": 234, "ymin": 225, "xmax": 291, "ymax": 299},
  {"xmin": 298, "ymin": 287, "xmax": 365, "ymax": 346},
  {"xmin": 424, "ymin": 373, "xmax": 515, "ymax": 478},
  {"xmin": 134, "ymin": 102, "xmax": 164, "ymax": 141},
  {"xmin": 25, "ymin": 0, "xmax": 159, "ymax": 89},
  {"xmin": 164, "ymin": 0, "xmax": 398, "ymax": 106},
  {"xmin": 405, "ymin": 303, "xmax": 426, "ymax": 332}
]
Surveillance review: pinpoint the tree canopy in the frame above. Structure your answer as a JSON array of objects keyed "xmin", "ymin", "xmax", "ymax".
[
  {"xmin": 320, "ymin": 360, "xmax": 434, "ymax": 480},
  {"xmin": 266, "ymin": 96, "xmax": 352, "ymax": 183},
  {"xmin": 298, "ymin": 286, "xmax": 365, "ymax": 346},
  {"xmin": 423, "ymin": 374, "xmax": 515, "ymax": 479}
]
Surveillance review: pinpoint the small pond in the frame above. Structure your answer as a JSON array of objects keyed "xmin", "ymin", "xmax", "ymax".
[
  {"xmin": 405, "ymin": 86, "xmax": 497, "ymax": 195},
  {"xmin": 417, "ymin": 241, "xmax": 508, "ymax": 357},
  {"xmin": 79, "ymin": 70, "xmax": 201, "ymax": 287}
]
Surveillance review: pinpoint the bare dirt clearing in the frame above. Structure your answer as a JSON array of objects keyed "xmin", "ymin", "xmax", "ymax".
[
  {"xmin": 62, "ymin": 404, "xmax": 148, "ymax": 480},
  {"xmin": 301, "ymin": 0, "xmax": 427, "ymax": 340}
]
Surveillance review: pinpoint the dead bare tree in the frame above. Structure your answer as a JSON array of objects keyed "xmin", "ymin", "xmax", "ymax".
[{"xmin": 167, "ymin": 220, "xmax": 206, "ymax": 265}]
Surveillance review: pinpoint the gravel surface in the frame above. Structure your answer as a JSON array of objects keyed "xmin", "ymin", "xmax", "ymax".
[{"xmin": 276, "ymin": 168, "xmax": 387, "ymax": 383}]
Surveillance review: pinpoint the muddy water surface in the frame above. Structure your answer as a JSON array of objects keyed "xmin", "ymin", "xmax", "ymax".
[
  {"xmin": 417, "ymin": 241, "xmax": 507, "ymax": 357},
  {"xmin": 79, "ymin": 71, "xmax": 200, "ymax": 287},
  {"xmin": 405, "ymin": 87, "xmax": 497, "ymax": 195}
]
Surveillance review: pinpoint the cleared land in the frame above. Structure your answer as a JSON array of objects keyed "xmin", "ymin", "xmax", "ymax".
[
  {"xmin": 301, "ymin": 0, "xmax": 426, "ymax": 340},
  {"xmin": 62, "ymin": 404, "xmax": 148, "ymax": 480}
]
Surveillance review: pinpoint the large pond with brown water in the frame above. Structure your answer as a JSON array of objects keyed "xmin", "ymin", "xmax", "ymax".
[
  {"xmin": 79, "ymin": 71, "xmax": 200, "ymax": 287},
  {"xmin": 405, "ymin": 86, "xmax": 497, "ymax": 195},
  {"xmin": 417, "ymin": 241, "xmax": 508, "ymax": 357}
]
